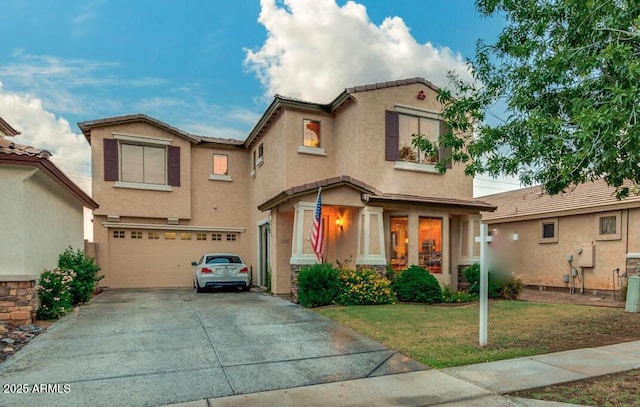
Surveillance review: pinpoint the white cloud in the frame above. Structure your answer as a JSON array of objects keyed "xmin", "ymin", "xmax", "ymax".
[
  {"xmin": 244, "ymin": 0, "xmax": 472, "ymax": 102},
  {"xmin": 0, "ymin": 82, "xmax": 91, "ymax": 191}
]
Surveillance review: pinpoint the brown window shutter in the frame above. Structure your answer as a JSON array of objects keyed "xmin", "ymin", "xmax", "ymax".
[
  {"xmin": 385, "ymin": 110, "xmax": 399, "ymax": 161},
  {"xmin": 439, "ymin": 120, "xmax": 453, "ymax": 169},
  {"xmin": 167, "ymin": 146, "xmax": 180, "ymax": 186},
  {"xmin": 103, "ymin": 139, "xmax": 118, "ymax": 181}
]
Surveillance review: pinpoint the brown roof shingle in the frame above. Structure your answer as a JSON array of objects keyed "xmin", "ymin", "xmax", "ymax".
[{"xmin": 482, "ymin": 179, "xmax": 640, "ymax": 223}]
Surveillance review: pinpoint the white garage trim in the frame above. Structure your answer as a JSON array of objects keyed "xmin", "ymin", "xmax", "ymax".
[{"xmin": 102, "ymin": 222, "xmax": 245, "ymax": 233}]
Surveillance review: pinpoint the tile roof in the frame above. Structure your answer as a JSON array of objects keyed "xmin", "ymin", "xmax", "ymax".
[
  {"xmin": 78, "ymin": 114, "xmax": 243, "ymax": 146},
  {"xmin": 258, "ymin": 174, "xmax": 496, "ymax": 213},
  {"xmin": 482, "ymin": 179, "xmax": 640, "ymax": 223}
]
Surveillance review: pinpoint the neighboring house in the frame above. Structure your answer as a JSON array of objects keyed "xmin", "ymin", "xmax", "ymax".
[
  {"xmin": 482, "ymin": 180, "xmax": 640, "ymax": 294},
  {"xmin": 79, "ymin": 78, "xmax": 496, "ymax": 298},
  {"xmin": 0, "ymin": 117, "xmax": 98, "ymax": 325}
]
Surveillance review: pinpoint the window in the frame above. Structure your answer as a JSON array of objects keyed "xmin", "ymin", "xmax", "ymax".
[
  {"xmin": 196, "ymin": 233, "xmax": 207, "ymax": 241},
  {"xmin": 131, "ymin": 231, "xmax": 143, "ymax": 239},
  {"xmin": 164, "ymin": 232, "xmax": 176, "ymax": 240},
  {"xmin": 226, "ymin": 233, "xmax": 237, "ymax": 241},
  {"xmin": 113, "ymin": 230, "xmax": 125, "ymax": 239},
  {"xmin": 596, "ymin": 211, "xmax": 621, "ymax": 240},
  {"xmin": 103, "ymin": 136, "xmax": 180, "ymax": 189},
  {"xmin": 213, "ymin": 154, "xmax": 228, "ymax": 175},
  {"xmin": 385, "ymin": 110, "xmax": 451, "ymax": 169},
  {"xmin": 419, "ymin": 217, "xmax": 442, "ymax": 273},
  {"xmin": 599, "ymin": 216, "xmax": 616, "ymax": 235},
  {"xmin": 121, "ymin": 144, "xmax": 165, "ymax": 184},
  {"xmin": 148, "ymin": 232, "xmax": 159, "ymax": 240},
  {"xmin": 256, "ymin": 143, "xmax": 264, "ymax": 167},
  {"xmin": 212, "ymin": 233, "xmax": 222, "ymax": 241},
  {"xmin": 303, "ymin": 119, "xmax": 321, "ymax": 147},
  {"xmin": 539, "ymin": 218, "xmax": 558, "ymax": 243},
  {"xmin": 398, "ymin": 114, "xmax": 440, "ymax": 164},
  {"xmin": 181, "ymin": 233, "xmax": 192, "ymax": 240},
  {"xmin": 390, "ymin": 216, "xmax": 409, "ymax": 270}
]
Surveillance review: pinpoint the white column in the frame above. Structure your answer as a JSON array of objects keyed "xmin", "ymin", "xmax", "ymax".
[
  {"xmin": 290, "ymin": 201, "xmax": 318, "ymax": 265},
  {"xmin": 356, "ymin": 206, "xmax": 387, "ymax": 265}
]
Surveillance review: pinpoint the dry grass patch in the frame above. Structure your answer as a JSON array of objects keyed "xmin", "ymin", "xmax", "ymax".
[
  {"xmin": 511, "ymin": 369, "xmax": 640, "ymax": 407},
  {"xmin": 316, "ymin": 300, "xmax": 640, "ymax": 369}
]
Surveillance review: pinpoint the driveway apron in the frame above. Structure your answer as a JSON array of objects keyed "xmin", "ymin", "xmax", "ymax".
[{"xmin": 0, "ymin": 289, "xmax": 425, "ymax": 407}]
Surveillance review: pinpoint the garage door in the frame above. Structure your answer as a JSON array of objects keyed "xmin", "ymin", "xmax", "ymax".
[{"xmin": 108, "ymin": 229, "xmax": 244, "ymax": 288}]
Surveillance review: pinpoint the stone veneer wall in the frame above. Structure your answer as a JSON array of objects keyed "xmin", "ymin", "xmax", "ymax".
[
  {"xmin": 290, "ymin": 264, "xmax": 303, "ymax": 304},
  {"xmin": 0, "ymin": 281, "xmax": 37, "ymax": 325}
]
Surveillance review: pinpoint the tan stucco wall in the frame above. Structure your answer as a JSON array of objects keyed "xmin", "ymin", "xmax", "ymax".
[
  {"xmin": 334, "ymin": 84, "xmax": 474, "ymax": 199},
  {"xmin": 0, "ymin": 165, "xmax": 84, "ymax": 279},
  {"xmin": 91, "ymin": 123, "xmax": 193, "ymax": 219},
  {"xmin": 488, "ymin": 210, "xmax": 635, "ymax": 291}
]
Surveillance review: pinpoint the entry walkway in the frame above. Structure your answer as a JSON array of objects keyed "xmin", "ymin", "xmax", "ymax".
[{"xmin": 167, "ymin": 340, "xmax": 640, "ymax": 407}]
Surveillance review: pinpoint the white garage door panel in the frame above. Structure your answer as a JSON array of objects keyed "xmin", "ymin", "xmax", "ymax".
[{"xmin": 109, "ymin": 230, "xmax": 242, "ymax": 288}]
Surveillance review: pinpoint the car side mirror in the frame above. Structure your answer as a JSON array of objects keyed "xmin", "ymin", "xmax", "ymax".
[{"xmin": 191, "ymin": 261, "xmax": 198, "ymax": 266}]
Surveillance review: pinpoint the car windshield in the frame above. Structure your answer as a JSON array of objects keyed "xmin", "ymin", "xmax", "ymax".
[{"xmin": 206, "ymin": 256, "xmax": 242, "ymax": 264}]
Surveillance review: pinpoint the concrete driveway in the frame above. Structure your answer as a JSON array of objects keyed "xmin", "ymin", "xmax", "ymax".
[{"xmin": 0, "ymin": 289, "xmax": 425, "ymax": 407}]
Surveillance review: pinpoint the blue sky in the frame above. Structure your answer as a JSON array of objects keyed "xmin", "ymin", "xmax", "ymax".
[{"xmin": 0, "ymin": 0, "xmax": 519, "ymax": 196}]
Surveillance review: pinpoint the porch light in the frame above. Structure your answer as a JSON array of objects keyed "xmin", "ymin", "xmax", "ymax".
[{"xmin": 335, "ymin": 218, "xmax": 344, "ymax": 231}]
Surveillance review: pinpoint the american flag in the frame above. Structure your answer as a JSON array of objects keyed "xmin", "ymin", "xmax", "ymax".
[{"xmin": 310, "ymin": 187, "xmax": 324, "ymax": 262}]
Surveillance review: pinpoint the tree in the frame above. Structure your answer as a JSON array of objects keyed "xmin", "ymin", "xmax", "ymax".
[{"xmin": 425, "ymin": 0, "xmax": 640, "ymax": 198}]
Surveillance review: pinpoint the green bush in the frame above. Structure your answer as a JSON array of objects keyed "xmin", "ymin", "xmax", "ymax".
[
  {"xmin": 297, "ymin": 263, "xmax": 341, "ymax": 308},
  {"xmin": 442, "ymin": 285, "xmax": 479, "ymax": 303},
  {"xmin": 337, "ymin": 268, "xmax": 396, "ymax": 305},
  {"xmin": 462, "ymin": 264, "xmax": 524, "ymax": 300},
  {"xmin": 392, "ymin": 265, "xmax": 443, "ymax": 303},
  {"xmin": 36, "ymin": 268, "xmax": 75, "ymax": 320},
  {"xmin": 463, "ymin": 264, "xmax": 501, "ymax": 298},
  {"xmin": 58, "ymin": 247, "xmax": 102, "ymax": 305},
  {"xmin": 385, "ymin": 264, "xmax": 398, "ymax": 284}
]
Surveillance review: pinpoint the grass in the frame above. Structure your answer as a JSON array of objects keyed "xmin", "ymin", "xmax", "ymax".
[
  {"xmin": 511, "ymin": 369, "xmax": 640, "ymax": 407},
  {"xmin": 316, "ymin": 300, "xmax": 640, "ymax": 369}
]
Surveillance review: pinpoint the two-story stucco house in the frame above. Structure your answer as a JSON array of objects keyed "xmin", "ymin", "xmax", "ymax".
[{"xmin": 79, "ymin": 78, "xmax": 496, "ymax": 297}]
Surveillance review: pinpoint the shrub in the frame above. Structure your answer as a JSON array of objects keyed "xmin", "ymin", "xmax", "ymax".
[
  {"xmin": 36, "ymin": 268, "xmax": 75, "ymax": 320},
  {"xmin": 442, "ymin": 285, "xmax": 479, "ymax": 303},
  {"xmin": 499, "ymin": 276, "xmax": 525, "ymax": 300},
  {"xmin": 337, "ymin": 268, "xmax": 396, "ymax": 305},
  {"xmin": 462, "ymin": 264, "xmax": 524, "ymax": 300},
  {"xmin": 297, "ymin": 263, "xmax": 341, "ymax": 308},
  {"xmin": 385, "ymin": 264, "xmax": 398, "ymax": 284},
  {"xmin": 392, "ymin": 265, "xmax": 443, "ymax": 303},
  {"xmin": 58, "ymin": 247, "xmax": 102, "ymax": 305}
]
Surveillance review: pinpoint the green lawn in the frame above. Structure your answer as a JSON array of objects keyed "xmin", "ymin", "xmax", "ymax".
[{"xmin": 316, "ymin": 301, "xmax": 639, "ymax": 369}]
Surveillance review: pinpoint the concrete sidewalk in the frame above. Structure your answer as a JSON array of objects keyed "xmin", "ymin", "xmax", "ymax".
[{"xmin": 165, "ymin": 340, "xmax": 640, "ymax": 407}]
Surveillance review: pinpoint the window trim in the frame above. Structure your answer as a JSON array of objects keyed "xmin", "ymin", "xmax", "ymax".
[
  {"xmin": 595, "ymin": 211, "xmax": 621, "ymax": 241},
  {"xmin": 539, "ymin": 217, "xmax": 558, "ymax": 244},
  {"xmin": 297, "ymin": 145, "xmax": 327, "ymax": 156}
]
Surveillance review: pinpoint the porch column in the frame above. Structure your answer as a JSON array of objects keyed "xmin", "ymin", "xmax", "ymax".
[
  {"xmin": 356, "ymin": 206, "xmax": 387, "ymax": 272},
  {"xmin": 289, "ymin": 201, "xmax": 317, "ymax": 302}
]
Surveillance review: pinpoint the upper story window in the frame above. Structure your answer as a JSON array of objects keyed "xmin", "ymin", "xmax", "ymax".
[
  {"xmin": 398, "ymin": 114, "xmax": 439, "ymax": 164},
  {"xmin": 213, "ymin": 154, "xmax": 228, "ymax": 175},
  {"xmin": 209, "ymin": 153, "xmax": 232, "ymax": 182},
  {"xmin": 121, "ymin": 144, "xmax": 166, "ymax": 184},
  {"xmin": 385, "ymin": 109, "xmax": 451, "ymax": 173},
  {"xmin": 303, "ymin": 119, "xmax": 321, "ymax": 147},
  {"xmin": 104, "ymin": 134, "xmax": 179, "ymax": 191},
  {"xmin": 298, "ymin": 119, "xmax": 326, "ymax": 156}
]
